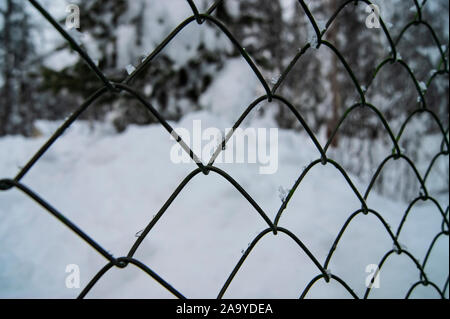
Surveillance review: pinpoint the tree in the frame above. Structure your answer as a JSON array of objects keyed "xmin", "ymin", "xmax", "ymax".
[{"xmin": 39, "ymin": 0, "xmax": 231, "ymax": 132}]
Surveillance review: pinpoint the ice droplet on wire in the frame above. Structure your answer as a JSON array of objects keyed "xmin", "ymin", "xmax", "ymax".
[
  {"xmin": 271, "ymin": 75, "xmax": 280, "ymax": 85},
  {"xmin": 278, "ymin": 186, "xmax": 290, "ymax": 203},
  {"xmin": 419, "ymin": 81, "xmax": 427, "ymax": 92},
  {"xmin": 135, "ymin": 229, "xmax": 144, "ymax": 238},
  {"xmin": 419, "ymin": 186, "xmax": 426, "ymax": 198},
  {"xmin": 126, "ymin": 64, "xmax": 136, "ymax": 75}
]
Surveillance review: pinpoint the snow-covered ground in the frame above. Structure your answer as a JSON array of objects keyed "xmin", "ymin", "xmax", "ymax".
[{"xmin": 0, "ymin": 110, "xmax": 448, "ymax": 299}]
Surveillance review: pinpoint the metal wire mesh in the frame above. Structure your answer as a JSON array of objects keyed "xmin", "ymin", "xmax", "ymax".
[{"xmin": 0, "ymin": 0, "xmax": 448, "ymax": 299}]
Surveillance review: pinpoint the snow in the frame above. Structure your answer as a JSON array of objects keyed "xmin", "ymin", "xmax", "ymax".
[{"xmin": 0, "ymin": 113, "xmax": 447, "ymax": 299}]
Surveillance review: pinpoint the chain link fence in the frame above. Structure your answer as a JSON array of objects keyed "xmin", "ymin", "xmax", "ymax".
[{"xmin": 0, "ymin": 0, "xmax": 448, "ymax": 299}]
